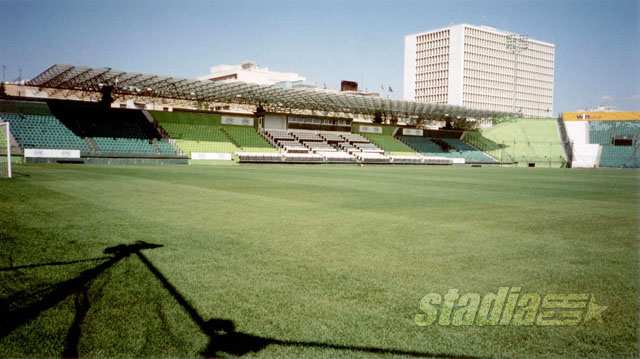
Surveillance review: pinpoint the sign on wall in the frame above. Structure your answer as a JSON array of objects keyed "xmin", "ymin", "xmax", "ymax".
[
  {"xmin": 402, "ymin": 128, "xmax": 424, "ymax": 136},
  {"xmin": 221, "ymin": 116, "xmax": 254, "ymax": 126},
  {"xmin": 191, "ymin": 152, "xmax": 232, "ymax": 160},
  {"xmin": 24, "ymin": 149, "xmax": 80, "ymax": 158},
  {"xmin": 562, "ymin": 111, "xmax": 640, "ymax": 122},
  {"xmin": 359, "ymin": 125, "xmax": 383, "ymax": 134}
]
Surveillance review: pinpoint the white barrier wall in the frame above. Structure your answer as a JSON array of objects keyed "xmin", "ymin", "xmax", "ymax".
[
  {"xmin": 563, "ymin": 120, "xmax": 600, "ymax": 168},
  {"xmin": 264, "ymin": 115, "xmax": 286, "ymax": 129},
  {"xmin": 564, "ymin": 121, "xmax": 589, "ymax": 145},
  {"xmin": 571, "ymin": 144, "xmax": 600, "ymax": 168}
]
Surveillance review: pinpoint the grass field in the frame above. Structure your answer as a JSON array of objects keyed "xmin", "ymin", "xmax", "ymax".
[{"xmin": 0, "ymin": 164, "xmax": 638, "ymax": 358}]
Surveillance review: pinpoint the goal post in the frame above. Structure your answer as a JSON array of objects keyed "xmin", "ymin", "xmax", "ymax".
[{"xmin": 0, "ymin": 122, "xmax": 12, "ymax": 178}]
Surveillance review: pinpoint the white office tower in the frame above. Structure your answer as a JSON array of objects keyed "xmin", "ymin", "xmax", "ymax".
[{"xmin": 404, "ymin": 24, "xmax": 554, "ymax": 118}]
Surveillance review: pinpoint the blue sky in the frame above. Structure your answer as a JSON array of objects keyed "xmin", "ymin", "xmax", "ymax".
[{"xmin": 0, "ymin": 0, "xmax": 638, "ymax": 115}]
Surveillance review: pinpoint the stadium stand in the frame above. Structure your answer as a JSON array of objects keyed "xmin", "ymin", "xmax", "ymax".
[
  {"xmin": 173, "ymin": 139, "xmax": 238, "ymax": 156},
  {"xmin": 262, "ymin": 129, "xmax": 391, "ymax": 163},
  {"xmin": 221, "ymin": 125, "xmax": 277, "ymax": 153},
  {"xmin": 589, "ymin": 122, "xmax": 613, "ymax": 144},
  {"xmin": 153, "ymin": 139, "xmax": 178, "ymax": 155},
  {"xmin": 398, "ymin": 135, "xmax": 485, "ymax": 162},
  {"xmin": 150, "ymin": 111, "xmax": 241, "ymax": 156},
  {"xmin": 399, "ymin": 136, "xmax": 451, "ymax": 156},
  {"xmin": 630, "ymin": 146, "xmax": 640, "ymax": 168},
  {"xmin": 613, "ymin": 121, "xmax": 640, "ymax": 138},
  {"xmin": 0, "ymin": 113, "xmax": 90, "ymax": 151},
  {"xmin": 49, "ymin": 103, "xmax": 159, "ymax": 140},
  {"xmin": 465, "ymin": 118, "xmax": 565, "ymax": 166},
  {"xmin": 0, "ymin": 101, "xmax": 185, "ymax": 157},
  {"xmin": 340, "ymin": 133, "xmax": 370, "ymax": 143},
  {"xmin": 360, "ymin": 133, "xmax": 419, "ymax": 157},
  {"xmin": 41, "ymin": 101, "xmax": 177, "ymax": 156},
  {"xmin": 0, "ymin": 100, "xmax": 53, "ymax": 116},
  {"xmin": 599, "ymin": 145, "xmax": 635, "ymax": 168},
  {"xmin": 282, "ymin": 153, "xmax": 324, "ymax": 163},
  {"xmin": 236, "ymin": 152, "xmax": 283, "ymax": 162},
  {"xmin": 442, "ymin": 138, "xmax": 497, "ymax": 163},
  {"xmin": 93, "ymin": 137, "xmax": 155, "ymax": 153}
]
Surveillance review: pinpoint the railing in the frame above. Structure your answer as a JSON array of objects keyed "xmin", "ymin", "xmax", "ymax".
[{"xmin": 556, "ymin": 118, "xmax": 573, "ymax": 167}]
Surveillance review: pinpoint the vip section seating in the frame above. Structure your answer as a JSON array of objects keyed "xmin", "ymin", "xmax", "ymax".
[
  {"xmin": 304, "ymin": 141, "xmax": 336, "ymax": 152},
  {"xmin": 353, "ymin": 152, "xmax": 390, "ymax": 163},
  {"xmin": 320, "ymin": 133, "xmax": 345, "ymax": 142},
  {"xmin": 236, "ymin": 152, "xmax": 283, "ymax": 163},
  {"xmin": 340, "ymin": 133, "xmax": 369, "ymax": 143},
  {"xmin": 263, "ymin": 129, "xmax": 389, "ymax": 162},
  {"xmin": 0, "ymin": 113, "xmax": 90, "ymax": 152},
  {"xmin": 318, "ymin": 151, "xmax": 357, "ymax": 162},
  {"xmin": 354, "ymin": 142, "xmax": 385, "ymax": 153},
  {"xmin": 282, "ymin": 153, "xmax": 324, "ymax": 162},
  {"xmin": 292, "ymin": 131, "xmax": 324, "ymax": 142}
]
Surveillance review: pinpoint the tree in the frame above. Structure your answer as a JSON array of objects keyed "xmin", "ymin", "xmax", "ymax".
[{"xmin": 373, "ymin": 110, "xmax": 383, "ymax": 124}]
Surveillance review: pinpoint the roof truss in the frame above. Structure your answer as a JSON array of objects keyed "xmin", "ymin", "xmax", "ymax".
[{"xmin": 27, "ymin": 64, "xmax": 512, "ymax": 120}]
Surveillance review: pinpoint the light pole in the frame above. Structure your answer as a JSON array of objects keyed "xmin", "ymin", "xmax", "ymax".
[{"xmin": 506, "ymin": 34, "xmax": 528, "ymax": 116}]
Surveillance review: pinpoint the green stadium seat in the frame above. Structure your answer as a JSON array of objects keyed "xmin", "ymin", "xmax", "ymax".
[
  {"xmin": 1, "ymin": 112, "xmax": 90, "ymax": 151},
  {"xmin": 589, "ymin": 122, "xmax": 613, "ymax": 144},
  {"xmin": 599, "ymin": 146, "xmax": 635, "ymax": 167},
  {"xmin": 360, "ymin": 133, "xmax": 419, "ymax": 157}
]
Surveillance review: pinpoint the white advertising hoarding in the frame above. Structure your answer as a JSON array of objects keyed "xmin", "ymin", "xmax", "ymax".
[
  {"xmin": 221, "ymin": 116, "xmax": 254, "ymax": 127},
  {"xmin": 191, "ymin": 152, "xmax": 232, "ymax": 161},
  {"xmin": 402, "ymin": 128, "xmax": 424, "ymax": 136},
  {"xmin": 360, "ymin": 126, "xmax": 382, "ymax": 134},
  {"xmin": 24, "ymin": 149, "xmax": 81, "ymax": 158}
]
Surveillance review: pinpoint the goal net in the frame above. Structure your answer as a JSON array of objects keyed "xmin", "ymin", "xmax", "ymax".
[{"xmin": 0, "ymin": 122, "xmax": 12, "ymax": 178}]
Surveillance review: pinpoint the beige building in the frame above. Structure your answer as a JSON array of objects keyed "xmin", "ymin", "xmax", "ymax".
[{"xmin": 198, "ymin": 61, "xmax": 305, "ymax": 85}]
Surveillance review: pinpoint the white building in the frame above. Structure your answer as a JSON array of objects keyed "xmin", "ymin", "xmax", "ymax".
[
  {"xmin": 404, "ymin": 24, "xmax": 555, "ymax": 118},
  {"xmin": 198, "ymin": 61, "xmax": 305, "ymax": 86}
]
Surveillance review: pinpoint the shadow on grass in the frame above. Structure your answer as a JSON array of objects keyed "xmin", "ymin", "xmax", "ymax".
[
  {"xmin": 136, "ymin": 250, "xmax": 486, "ymax": 359},
  {"xmin": 0, "ymin": 242, "xmax": 162, "ymax": 347},
  {"xmin": 0, "ymin": 256, "xmax": 111, "ymax": 272},
  {"xmin": 1, "ymin": 242, "xmax": 486, "ymax": 359}
]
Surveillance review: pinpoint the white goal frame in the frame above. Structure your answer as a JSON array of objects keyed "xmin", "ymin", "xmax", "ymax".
[{"xmin": 0, "ymin": 122, "xmax": 12, "ymax": 178}]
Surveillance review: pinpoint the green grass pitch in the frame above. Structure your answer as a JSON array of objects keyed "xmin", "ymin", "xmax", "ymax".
[{"xmin": 0, "ymin": 164, "xmax": 637, "ymax": 358}]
